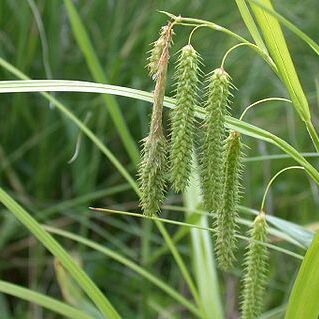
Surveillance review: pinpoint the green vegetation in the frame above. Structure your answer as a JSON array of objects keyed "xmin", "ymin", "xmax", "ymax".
[{"xmin": 0, "ymin": 1, "xmax": 319, "ymax": 318}]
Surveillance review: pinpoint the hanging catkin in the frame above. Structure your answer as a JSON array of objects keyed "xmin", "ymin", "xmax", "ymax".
[
  {"xmin": 169, "ymin": 44, "xmax": 201, "ymax": 192},
  {"xmin": 215, "ymin": 130, "xmax": 243, "ymax": 270},
  {"xmin": 241, "ymin": 211, "xmax": 269, "ymax": 319},
  {"xmin": 138, "ymin": 22, "xmax": 173, "ymax": 216},
  {"xmin": 200, "ymin": 68, "xmax": 231, "ymax": 213}
]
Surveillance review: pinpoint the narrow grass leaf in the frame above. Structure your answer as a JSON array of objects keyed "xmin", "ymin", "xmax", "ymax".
[
  {"xmin": 0, "ymin": 188, "xmax": 121, "ymax": 319},
  {"xmin": 0, "ymin": 280, "xmax": 92, "ymax": 319},
  {"xmin": 90, "ymin": 207, "xmax": 304, "ymax": 260},
  {"xmin": 44, "ymin": 225, "xmax": 202, "ymax": 318},
  {"xmin": 63, "ymin": 0, "xmax": 140, "ymax": 165},
  {"xmin": 285, "ymin": 232, "xmax": 319, "ymax": 319},
  {"xmin": 0, "ymin": 78, "xmax": 318, "ymax": 186}
]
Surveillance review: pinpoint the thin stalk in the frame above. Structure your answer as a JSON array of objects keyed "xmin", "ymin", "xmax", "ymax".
[
  {"xmin": 305, "ymin": 121, "xmax": 319, "ymax": 153},
  {"xmin": 260, "ymin": 166, "xmax": 305, "ymax": 212},
  {"xmin": 220, "ymin": 42, "xmax": 275, "ymax": 73},
  {"xmin": 90, "ymin": 207, "xmax": 303, "ymax": 260},
  {"xmin": 188, "ymin": 25, "xmax": 207, "ymax": 44},
  {"xmin": 0, "ymin": 188, "xmax": 121, "ymax": 319},
  {"xmin": 160, "ymin": 11, "xmax": 277, "ymax": 72},
  {"xmin": 239, "ymin": 97, "xmax": 292, "ymax": 121}
]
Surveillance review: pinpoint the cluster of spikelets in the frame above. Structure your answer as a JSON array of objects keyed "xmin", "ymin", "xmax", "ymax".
[
  {"xmin": 215, "ymin": 130, "xmax": 243, "ymax": 270},
  {"xmin": 138, "ymin": 21, "xmax": 269, "ymax": 318},
  {"xmin": 169, "ymin": 44, "xmax": 200, "ymax": 192},
  {"xmin": 196, "ymin": 67, "xmax": 243, "ymax": 271},
  {"xmin": 200, "ymin": 68, "xmax": 231, "ymax": 213},
  {"xmin": 241, "ymin": 212, "xmax": 269, "ymax": 319}
]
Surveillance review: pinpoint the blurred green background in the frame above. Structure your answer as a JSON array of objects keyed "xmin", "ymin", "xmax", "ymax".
[{"xmin": 0, "ymin": 0, "xmax": 318, "ymax": 318}]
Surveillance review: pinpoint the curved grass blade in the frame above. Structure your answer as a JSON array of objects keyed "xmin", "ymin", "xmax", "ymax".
[
  {"xmin": 227, "ymin": 116, "xmax": 319, "ymax": 186},
  {"xmin": 89, "ymin": 207, "xmax": 303, "ymax": 260},
  {"xmin": 44, "ymin": 225, "xmax": 202, "ymax": 318},
  {"xmin": 0, "ymin": 62, "xmax": 201, "ymax": 312},
  {"xmin": 0, "ymin": 78, "xmax": 318, "ymax": 186},
  {"xmin": 285, "ymin": 232, "xmax": 319, "ymax": 319},
  {"xmin": 0, "ymin": 280, "xmax": 92, "ymax": 319},
  {"xmin": 243, "ymin": 152, "xmax": 319, "ymax": 162},
  {"xmin": 54, "ymin": 258, "xmax": 105, "ymax": 319},
  {"xmin": 0, "ymin": 188, "xmax": 121, "ymax": 319},
  {"xmin": 165, "ymin": 204, "xmax": 306, "ymax": 249}
]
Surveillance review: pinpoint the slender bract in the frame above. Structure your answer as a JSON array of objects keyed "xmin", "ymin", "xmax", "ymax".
[
  {"xmin": 200, "ymin": 68, "xmax": 231, "ymax": 213},
  {"xmin": 241, "ymin": 211, "xmax": 269, "ymax": 319},
  {"xmin": 169, "ymin": 44, "xmax": 200, "ymax": 192},
  {"xmin": 138, "ymin": 22, "xmax": 173, "ymax": 216},
  {"xmin": 215, "ymin": 130, "xmax": 242, "ymax": 270}
]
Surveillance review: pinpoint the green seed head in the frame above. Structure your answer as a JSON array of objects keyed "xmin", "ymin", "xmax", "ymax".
[
  {"xmin": 169, "ymin": 44, "xmax": 201, "ymax": 192},
  {"xmin": 215, "ymin": 130, "xmax": 243, "ymax": 270},
  {"xmin": 241, "ymin": 211, "xmax": 269, "ymax": 319},
  {"xmin": 200, "ymin": 67, "xmax": 231, "ymax": 213},
  {"xmin": 138, "ymin": 133, "xmax": 168, "ymax": 216},
  {"xmin": 147, "ymin": 24, "xmax": 173, "ymax": 80}
]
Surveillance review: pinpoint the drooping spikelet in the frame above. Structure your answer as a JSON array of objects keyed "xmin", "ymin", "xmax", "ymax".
[
  {"xmin": 215, "ymin": 130, "xmax": 242, "ymax": 270},
  {"xmin": 147, "ymin": 24, "xmax": 173, "ymax": 80},
  {"xmin": 138, "ymin": 22, "xmax": 173, "ymax": 216},
  {"xmin": 200, "ymin": 68, "xmax": 231, "ymax": 213},
  {"xmin": 241, "ymin": 211, "xmax": 269, "ymax": 319},
  {"xmin": 138, "ymin": 133, "xmax": 168, "ymax": 216},
  {"xmin": 169, "ymin": 44, "xmax": 201, "ymax": 192}
]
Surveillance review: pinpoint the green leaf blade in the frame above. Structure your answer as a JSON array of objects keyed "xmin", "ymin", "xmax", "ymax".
[
  {"xmin": 250, "ymin": 0, "xmax": 310, "ymax": 121},
  {"xmin": 285, "ymin": 232, "xmax": 319, "ymax": 319},
  {"xmin": 0, "ymin": 188, "xmax": 121, "ymax": 319}
]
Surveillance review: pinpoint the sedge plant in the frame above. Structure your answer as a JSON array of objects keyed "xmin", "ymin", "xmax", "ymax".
[{"xmin": 1, "ymin": 1, "xmax": 319, "ymax": 319}]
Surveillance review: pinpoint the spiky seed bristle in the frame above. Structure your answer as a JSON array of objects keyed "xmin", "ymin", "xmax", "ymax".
[
  {"xmin": 241, "ymin": 211, "xmax": 269, "ymax": 319},
  {"xmin": 200, "ymin": 67, "xmax": 231, "ymax": 213},
  {"xmin": 147, "ymin": 24, "xmax": 173, "ymax": 80},
  {"xmin": 138, "ymin": 134, "xmax": 168, "ymax": 216},
  {"xmin": 215, "ymin": 130, "xmax": 242, "ymax": 270},
  {"xmin": 169, "ymin": 44, "xmax": 201, "ymax": 192}
]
